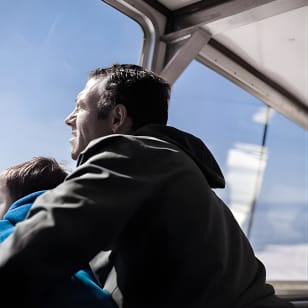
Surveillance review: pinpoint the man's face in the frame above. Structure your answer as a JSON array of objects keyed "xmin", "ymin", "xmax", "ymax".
[
  {"xmin": 65, "ymin": 78, "xmax": 114, "ymax": 160},
  {"xmin": 0, "ymin": 175, "xmax": 11, "ymax": 219}
]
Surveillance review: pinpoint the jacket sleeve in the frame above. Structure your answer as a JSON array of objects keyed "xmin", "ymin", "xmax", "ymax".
[{"xmin": 0, "ymin": 135, "xmax": 171, "ymax": 295}]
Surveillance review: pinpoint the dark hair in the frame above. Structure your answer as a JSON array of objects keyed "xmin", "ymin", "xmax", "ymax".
[
  {"xmin": 2, "ymin": 157, "xmax": 67, "ymax": 203},
  {"xmin": 89, "ymin": 64, "xmax": 170, "ymax": 130}
]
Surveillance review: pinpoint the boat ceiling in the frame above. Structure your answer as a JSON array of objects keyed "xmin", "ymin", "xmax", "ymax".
[{"xmin": 103, "ymin": 0, "xmax": 308, "ymax": 129}]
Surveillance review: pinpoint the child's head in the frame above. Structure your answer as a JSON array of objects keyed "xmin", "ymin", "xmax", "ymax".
[{"xmin": 0, "ymin": 157, "xmax": 68, "ymax": 218}]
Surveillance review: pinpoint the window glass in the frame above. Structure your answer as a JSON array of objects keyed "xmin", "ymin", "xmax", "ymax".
[
  {"xmin": 168, "ymin": 60, "xmax": 308, "ymax": 281},
  {"xmin": 0, "ymin": 0, "xmax": 142, "ymax": 171},
  {"xmin": 250, "ymin": 113, "xmax": 307, "ymax": 280},
  {"xmin": 1, "ymin": 0, "xmax": 306, "ymax": 282}
]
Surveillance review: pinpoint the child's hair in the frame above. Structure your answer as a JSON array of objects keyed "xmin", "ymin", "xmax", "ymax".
[{"xmin": 1, "ymin": 157, "xmax": 68, "ymax": 203}]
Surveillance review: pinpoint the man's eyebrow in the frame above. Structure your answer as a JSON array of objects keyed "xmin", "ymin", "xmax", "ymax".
[
  {"xmin": 75, "ymin": 98, "xmax": 86, "ymax": 108},
  {"xmin": 75, "ymin": 95, "xmax": 83, "ymax": 105}
]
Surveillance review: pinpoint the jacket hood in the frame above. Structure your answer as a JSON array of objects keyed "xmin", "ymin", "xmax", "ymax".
[{"xmin": 134, "ymin": 125, "xmax": 225, "ymax": 188}]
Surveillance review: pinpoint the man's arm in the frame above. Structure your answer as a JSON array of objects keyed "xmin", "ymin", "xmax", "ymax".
[{"xmin": 0, "ymin": 135, "xmax": 172, "ymax": 304}]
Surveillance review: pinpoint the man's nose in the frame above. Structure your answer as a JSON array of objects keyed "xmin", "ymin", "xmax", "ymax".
[{"xmin": 65, "ymin": 111, "xmax": 76, "ymax": 126}]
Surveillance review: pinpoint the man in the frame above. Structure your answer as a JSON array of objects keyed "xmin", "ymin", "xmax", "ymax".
[{"xmin": 0, "ymin": 64, "xmax": 293, "ymax": 307}]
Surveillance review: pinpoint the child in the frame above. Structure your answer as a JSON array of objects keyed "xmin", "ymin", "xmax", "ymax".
[
  {"xmin": 0, "ymin": 156, "xmax": 67, "ymax": 220},
  {"xmin": 0, "ymin": 157, "xmax": 117, "ymax": 308}
]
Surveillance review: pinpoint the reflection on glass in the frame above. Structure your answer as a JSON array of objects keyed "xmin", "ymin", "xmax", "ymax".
[
  {"xmin": 250, "ymin": 112, "xmax": 307, "ymax": 280},
  {"xmin": 169, "ymin": 60, "xmax": 307, "ymax": 281}
]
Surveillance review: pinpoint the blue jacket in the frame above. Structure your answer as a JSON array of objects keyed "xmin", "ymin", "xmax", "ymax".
[{"xmin": 0, "ymin": 191, "xmax": 117, "ymax": 308}]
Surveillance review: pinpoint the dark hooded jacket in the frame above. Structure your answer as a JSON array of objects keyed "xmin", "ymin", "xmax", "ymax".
[{"xmin": 0, "ymin": 125, "xmax": 293, "ymax": 308}]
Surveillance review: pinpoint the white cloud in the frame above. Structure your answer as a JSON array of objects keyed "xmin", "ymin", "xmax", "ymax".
[
  {"xmin": 253, "ymin": 106, "xmax": 275, "ymax": 124},
  {"xmin": 256, "ymin": 244, "xmax": 308, "ymax": 280},
  {"xmin": 225, "ymin": 142, "xmax": 267, "ymax": 231}
]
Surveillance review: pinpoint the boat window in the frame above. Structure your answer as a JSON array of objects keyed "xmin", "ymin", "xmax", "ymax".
[{"xmin": 168, "ymin": 60, "xmax": 308, "ymax": 281}]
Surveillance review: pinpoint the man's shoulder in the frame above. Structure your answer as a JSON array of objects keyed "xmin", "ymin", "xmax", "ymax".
[{"xmin": 77, "ymin": 133, "xmax": 172, "ymax": 166}]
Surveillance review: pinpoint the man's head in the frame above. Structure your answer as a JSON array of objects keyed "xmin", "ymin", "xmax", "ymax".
[
  {"xmin": 0, "ymin": 157, "xmax": 67, "ymax": 218},
  {"xmin": 65, "ymin": 64, "xmax": 171, "ymax": 160}
]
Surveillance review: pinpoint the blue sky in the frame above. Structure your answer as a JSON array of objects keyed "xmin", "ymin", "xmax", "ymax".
[
  {"xmin": 0, "ymin": 0, "xmax": 142, "ymax": 171},
  {"xmin": 0, "ymin": 0, "xmax": 307, "ymax": 279}
]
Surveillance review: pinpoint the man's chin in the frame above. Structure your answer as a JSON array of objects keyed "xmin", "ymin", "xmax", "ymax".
[
  {"xmin": 71, "ymin": 154, "xmax": 78, "ymax": 161},
  {"xmin": 69, "ymin": 139, "xmax": 79, "ymax": 160},
  {"xmin": 70, "ymin": 146, "xmax": 79, "ymax": 161},
  {"xmin": 70, "ymin": 149, "xmax": 80, "ymax": 161}
]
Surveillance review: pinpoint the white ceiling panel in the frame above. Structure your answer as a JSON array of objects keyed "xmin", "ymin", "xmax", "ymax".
[{"xmin": 214, "ymin": 6, "xmax": 308, "ymax": 105}]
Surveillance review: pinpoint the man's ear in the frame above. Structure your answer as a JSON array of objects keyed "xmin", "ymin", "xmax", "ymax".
[{"xmin": 111, "ymin": 104, "xmax": 131, "ymax": 133}]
